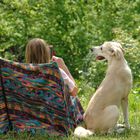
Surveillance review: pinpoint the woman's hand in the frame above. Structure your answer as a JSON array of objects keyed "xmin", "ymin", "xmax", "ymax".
[
  {"xmin": 52, "ymin": 56, "xmax": 65, "ymax": 69},
  {"xmin": 70, "ymin": 86, "xmax": 78, "ymax": 96}
]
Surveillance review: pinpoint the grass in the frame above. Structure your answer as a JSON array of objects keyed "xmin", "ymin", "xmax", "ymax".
[{"xmin": 0, "ymin": 87, "xmax": 140, "ymax": 140}]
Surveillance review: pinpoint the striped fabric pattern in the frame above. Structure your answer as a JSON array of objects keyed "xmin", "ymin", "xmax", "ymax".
[{"xmin": 0, "ymin": 58, "xmax": 84, "ymax": 135}]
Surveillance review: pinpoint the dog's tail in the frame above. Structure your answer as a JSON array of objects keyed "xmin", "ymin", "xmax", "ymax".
[{"xmin": 74, "ymin": 126, "xmax": 94, "ymax": 138}]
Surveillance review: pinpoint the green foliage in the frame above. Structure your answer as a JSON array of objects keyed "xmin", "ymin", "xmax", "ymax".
[{"xmin": 80, "ymin": 53, "xmax": 107, "ymax": 89}]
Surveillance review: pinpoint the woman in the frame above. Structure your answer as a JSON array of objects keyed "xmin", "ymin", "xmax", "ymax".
[
  {"xmin": 25, "ymin": 38, "xmax": 78, "ymax": 96},
  {"xmin": 25, "ymin": 38, "xmax": 84, "ymax": 131}
]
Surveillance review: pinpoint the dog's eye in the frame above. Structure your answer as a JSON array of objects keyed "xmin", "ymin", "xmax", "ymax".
[{"xmin": 101, "ymin": 47, "xmax": 102, "ymax": 50}]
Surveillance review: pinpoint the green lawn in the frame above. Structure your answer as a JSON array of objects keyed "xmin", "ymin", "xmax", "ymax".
[{"xmin": 0, "ymin": 91, "xmax": 140, "ymax": 140}]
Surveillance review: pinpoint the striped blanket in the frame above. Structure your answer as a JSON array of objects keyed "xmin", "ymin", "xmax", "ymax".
[{"xmin": 0, "ymin": 58, "xmax": 84, "ymax": 136}]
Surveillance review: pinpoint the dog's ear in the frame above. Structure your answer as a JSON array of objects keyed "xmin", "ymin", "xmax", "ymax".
[
  {"xmin": 109, "ymin": 47, "xmax": 122, "ymax": 59},
  {"xmin": 117, "ymin": 43, "xmax": 125, "ymax": 54},
  {"xmin": 109, "ymin": 42, "xmax": 124, "ymax": 59}
]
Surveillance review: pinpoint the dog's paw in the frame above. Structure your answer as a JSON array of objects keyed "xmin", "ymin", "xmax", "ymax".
[
  {"xmin": 115, "ymin": 123, "xmax": 125, "ymax": 129},
  {"xmin": 74, "ymin": 126, "xmax": 94, "ymax": 138},
  {"xmin": 115, "ymin": 123, "xmax": 130, "ymax": 129},
  {"xmin": 114, "ymin": 123, "xmax": 130, "ymax": 134},
  {"xmin": 116, "ymin": 127, "xmax": 126, "ymax": 134}
]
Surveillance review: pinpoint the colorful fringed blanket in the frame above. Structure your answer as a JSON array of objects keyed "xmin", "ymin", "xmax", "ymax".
[{"xmin": 0, "ymin": 58, "xmax": 84, "ymax": 136}]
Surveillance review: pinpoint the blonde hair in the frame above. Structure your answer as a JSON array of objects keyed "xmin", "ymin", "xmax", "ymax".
[{"xmin": 25, "ymin": 38, "xmax": 50, "ymax": 64}]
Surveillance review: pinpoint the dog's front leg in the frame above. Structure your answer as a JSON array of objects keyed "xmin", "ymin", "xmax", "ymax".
[{"xmin": 121, "ymin": 97, "xmax": 130, "ymax": 129}]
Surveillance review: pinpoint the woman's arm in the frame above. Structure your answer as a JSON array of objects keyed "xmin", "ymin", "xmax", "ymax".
[
  {"xmin": 52, "ymin": 56, "xmax": 75, "ymax": 83},
  {"xmin": 59, "ymin": 68, "xmax": 78, "ymax": 96},
  {"xmin": 52, "ymin": 56, "xmax": 78, "ymax": 96}
]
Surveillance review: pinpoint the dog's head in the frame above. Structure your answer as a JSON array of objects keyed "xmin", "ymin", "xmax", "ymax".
[{"xmin": 91, "ymin": 41, "xmax": 124, "ymax": 61}]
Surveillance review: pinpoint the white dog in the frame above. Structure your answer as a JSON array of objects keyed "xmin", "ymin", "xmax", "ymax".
[{"xmin": 74, "ymin": 41, "xmax": 132, "ymax": 137}]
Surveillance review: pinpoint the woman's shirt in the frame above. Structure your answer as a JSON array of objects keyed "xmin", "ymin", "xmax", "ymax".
[{"xmin": 59, "ymin": 68, "xmax": 76, "ymax": 96}]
